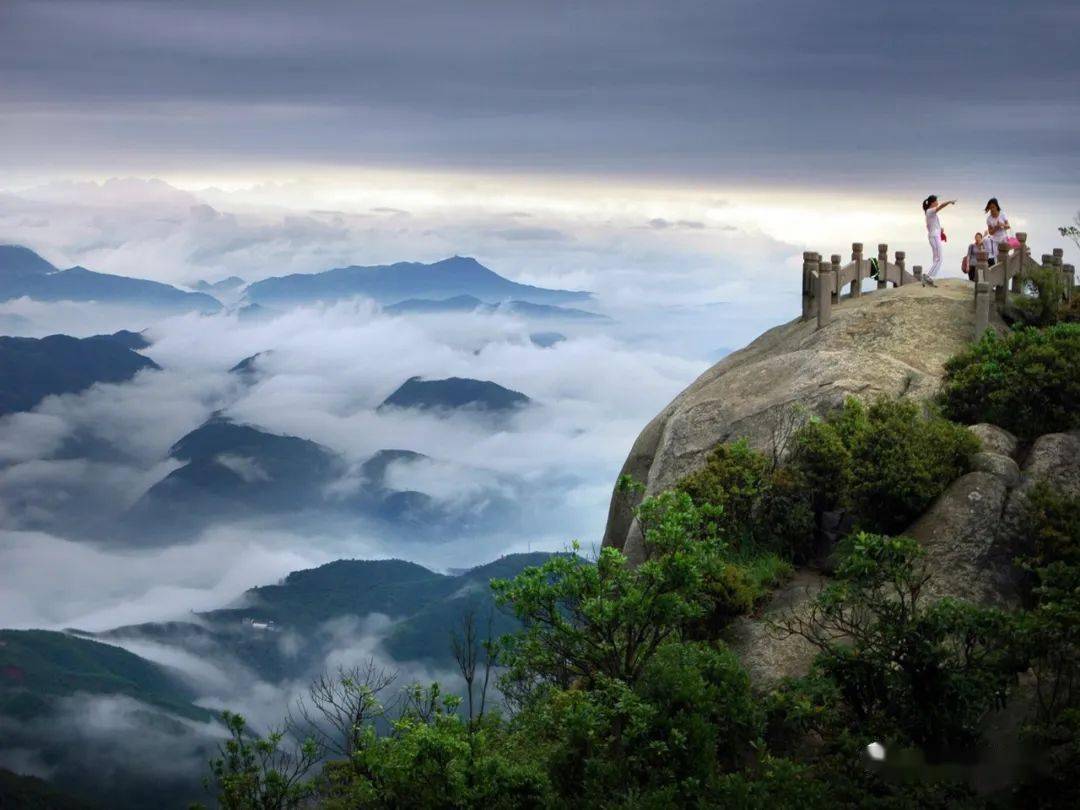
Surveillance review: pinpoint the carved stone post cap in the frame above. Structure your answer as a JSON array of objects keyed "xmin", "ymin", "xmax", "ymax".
[
  {"xmin": 976, "ymin": 250, "xmax": 988, "ymax": 262},
  {"xmin": 1017, "ymin": 232, "xmax": 1028, "ymax": 242},
  {"xmin": 802, "ymin": 251, "xmax": 815, "ymax": 261},
  {"xmin": 878, "ymin": 243, "xmax": 888, "ymax": 252},
  {"xmin": 831, "ymin": 254, "xmax": 841, "ymax": 264},
  {"xmin": 895, "ymin": 251, "xmax": 905, "ymax": 260},
  {"xmin": 1053, "ymin": 248, "xmax": 1064, "ymax": 258},
  {"xmin": 852, "ymin": 242, "xmax": 863, "ymax": 252},
  {"xmin": 913, "ymin": 265, "xmax": 923, "ymax": 276}
]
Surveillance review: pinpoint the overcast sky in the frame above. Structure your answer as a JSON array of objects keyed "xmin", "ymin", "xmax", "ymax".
[{"xmin": 2, "ymin": 0, "xmax": 1077, "ymax": 192}]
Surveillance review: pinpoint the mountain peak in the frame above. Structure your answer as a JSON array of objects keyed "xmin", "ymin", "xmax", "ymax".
[
  {"xmin": 379, "ymin": 376, "xmax": 531, "ymax": 412},
  {"xmin": 0, "ymin": 245, "xmax": 56, "ymax": 276}
]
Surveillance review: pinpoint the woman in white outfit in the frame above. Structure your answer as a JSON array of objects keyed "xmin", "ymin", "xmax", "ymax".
[
  {"xmin": 922, "ymin": 194, "xmax": 956, "ymax": 286},
  {"xmin": 984, "ymin": 198, "xmax": 1010, "ymax": 261}
]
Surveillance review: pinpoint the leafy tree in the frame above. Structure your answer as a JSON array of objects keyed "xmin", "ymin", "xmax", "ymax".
[
  {"xmin": 1058, "ymin": 211, "xmax": 1080, "ymax": 252},
  {"xmin": 492, "ymin": 492, "xmax": 726, "ymax": 699},
  {"xmin": 776, "ymin": 533, "xmax": 1023, "ymax": 751},
  {"xmin": 202, "ymin": 711, "xmax": 318, "ymax": 810},
  {"xmin": 318, "ymin": 699, "xmax": 548, "ymax": 809}
]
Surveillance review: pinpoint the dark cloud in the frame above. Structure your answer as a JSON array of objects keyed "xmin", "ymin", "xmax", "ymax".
[{"xmin": 0, "ymin": 1, "xmax": 1076, "ymax": 189}]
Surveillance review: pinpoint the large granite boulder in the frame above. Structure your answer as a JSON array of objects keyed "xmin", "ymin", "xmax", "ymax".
[
  {"xmin": 968, "ymin": 423, "xmax": 1019, "ymax": 459},
  {"xmin": 604, "ymin": 280, "xmax": 998, "ymax": 563},
  {"xmin": 723, "ymin": 570, "xmax": 824, "ymax": 690},
  {"xmin": 905, "ymin": 471, "xmax": 1016, "ymax": 606}
]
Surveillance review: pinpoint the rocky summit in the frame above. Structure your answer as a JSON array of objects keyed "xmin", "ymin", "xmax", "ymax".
[{"xmin": 603, "ymin": 279, "xmax": 1002, "ymax": 564}]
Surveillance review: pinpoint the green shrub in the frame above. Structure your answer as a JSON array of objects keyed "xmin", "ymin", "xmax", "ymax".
[
  {"xmin": 1018, "ymin": 480, "xmax": 1080, "ymax": 572},
  {"xmin": 939, "ymin": 323, "xmax": 1080, "ymax": 438},
  {"xmin": 789, "ymin": 398, "xmax": 977, "ymax": 535},
  {"xmin": 678, "ymin": 439, "xmax": 815, "ymax": 559},
  {"xmin": 693, "ymin": 553, "xmax": 794, "ymax": 634},
  {"xmin": 777, "ymin": 533, "xmax": 1024, "ymax": 752},
  {"xmin": 519, "ymin": 642, "xmax": 762, "ymax": 807},
  {"xmin": 1012, "ymin": 265, "xmax": 1067, "ymax": 327}
]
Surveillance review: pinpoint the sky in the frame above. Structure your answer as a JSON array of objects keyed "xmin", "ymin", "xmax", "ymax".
[{"xmin": 1, "ymin": 0, "xmax": 1078, "ymax": 265}]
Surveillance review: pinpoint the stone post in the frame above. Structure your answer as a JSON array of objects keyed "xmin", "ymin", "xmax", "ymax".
[
  {"xmin": 817, "ymin": 266, "xmax": 833, "ymax": 329},
  {"xmin": 877, "ymin": 243, "xmax": 888, "ymax": 290},
  {"xmin": 1053, "ymin": 253, "xmax": 1065, "ymax": 301},
  {"xmin": 852, "ymin": 243, "xmax": 864, "ymax": 293},
  {"xmin": 806, "ymin": 254, "xmax": 820, "ymax": 325},
  {"xmin": 831, "ymin": 254, "xmax": 844, "ymax": 299},
  {"xmin": 995, "ymin": 243, "xmax": 1009, "ymax": 307},
  {"xmin": 801, "ymin": 251, "xmax": 815, "ymax": 320},
  {"xmin": 895, "ymin": 251, "xmax": 906, "ymax": 286},
  {"xmin": 914, "ymin": 265, "xmax": 923, "ymax": 282},
  {"xmin": 974, "ymin": 281, "xmax": 991, "ymax": 339},
  {"xmin": 1064, "ymin": 264, "xmax": 1075, "ymax": 300}
]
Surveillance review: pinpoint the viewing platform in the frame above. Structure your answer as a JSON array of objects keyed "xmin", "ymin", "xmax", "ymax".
[{"xmin": 801, "ymin": 234, "xmax": 1074, "ymax": 339}]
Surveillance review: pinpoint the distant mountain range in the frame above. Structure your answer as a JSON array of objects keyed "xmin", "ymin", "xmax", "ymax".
[
  {"xmin": 89, "ymin": 329, "xmax": 152, "ymax": 350},
  {"xmin": 0, "ymin": 550, "xmax": 561, "ymax": 807},
  {"xmin": 0, "ymin": 629, "xmax": 211, "ymax": 809},
  {"xmin": 384, "ymin": 294, "xmax": 606, "ymax": 320},
  {"xmin": 97, "ymin": 551, "xmax": 560, "ymax": 683},
  {"xmin": 193, "ymin": 276, "xmax": 245, "ymax": 294},
  {"xmin": 379, "ymin": 376, "xmax": 531, "ymax": 412},
  {"xmin": 125, "ymin": 417, "xmax": 501, "ymax": 541},
  {"xmin": 0, "ymin": 245, "xmax": 222, "ymax": 312},
  {"xmin": 0, "ymin": 333, "xmax": 160, "ymax": 415},
  {"xmin": 244, "ymin": 256, "xmax": 590, "ymax": 307},
  {"xmin": 0, "ymin": 629, "xmax": 207, "ymax": 723}
]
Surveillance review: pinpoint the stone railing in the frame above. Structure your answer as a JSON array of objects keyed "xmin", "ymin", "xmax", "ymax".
[
  {"xmin": 801, "ymin": 242, "xmax": 921, "ymax": 328},
  {"xmin": 802, "ymin": 234, "xmax": 1074, "ymax": 340},
  {"xmin": 972, "ymin": 233, "xmax": 1074, "ymax": 338}
]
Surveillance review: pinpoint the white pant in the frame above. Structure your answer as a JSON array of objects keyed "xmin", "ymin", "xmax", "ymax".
[{"xmin": 927, "ymin": 231, "xmax": 943, "ymax": 279}]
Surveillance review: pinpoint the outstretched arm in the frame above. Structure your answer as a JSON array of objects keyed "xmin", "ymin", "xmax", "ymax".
[{"xmin": 933, "ymin": 200, "xmax": 956, "ymax": 212}]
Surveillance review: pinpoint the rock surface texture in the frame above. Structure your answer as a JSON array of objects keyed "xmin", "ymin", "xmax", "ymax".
[{"xmin": 603, "ymin": 279, "xmax": 996, "ymax": 564}]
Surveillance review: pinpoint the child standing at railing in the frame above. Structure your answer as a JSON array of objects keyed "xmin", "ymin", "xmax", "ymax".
[{"xmin": 964, "ymin": 232, "xmax": 992, "ymax": 280}]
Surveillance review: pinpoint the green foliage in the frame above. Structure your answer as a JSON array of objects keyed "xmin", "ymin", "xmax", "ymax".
[
  {"xmin": 789, "ymin": 398, "xmax": 978, "ymax": 535},
  {"xmin": 1011, "ymin": 482, "xmax": 1080, "ymax": 807},
  {"xmin": 1018, "ymin": 480, "xmax": 1080, "ymax": 573},
  {"xmin": 492, "ymin": 492, "xmax": 726, "ymax": 695},
  {"xmin": 204, "ymin": 711, "xmax": 318, "ymax": 810},
  {"xmin": 778, "ymin": 533, "xmax": 1023, "ymax": 751},
  {"xmin": 939, "ymin": 323, "xmax": 1080, "ymax": 438},
  {"xmin": 319, "ymin": 695, "xmax": 548, "ymax": 810},
  {"xmin": 518, "ymin": 643, "xmax": 761, "ymax": 807},
  {"xmin": 678, "ymin": 438, "xmax": 815, "ymax": 558},
  {"xmin": 1012, "ymin": 265, "xmax": 1067, "ymax": 327}
]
